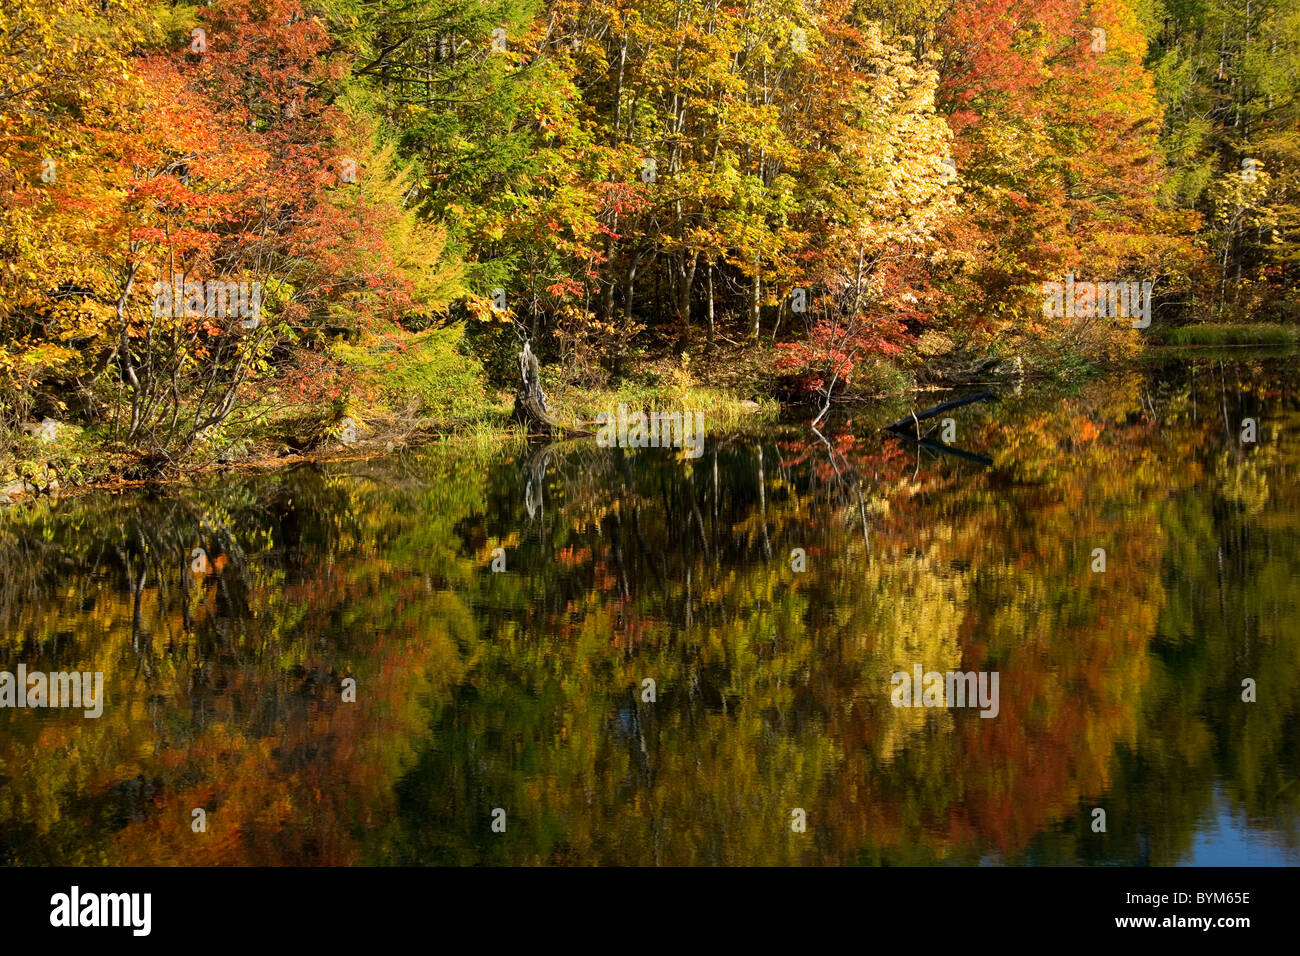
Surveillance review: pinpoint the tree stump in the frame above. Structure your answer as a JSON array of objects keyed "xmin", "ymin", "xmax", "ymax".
[{"xmin": 512, "ymin": 342, "xmax": 592, "ymax": 436}]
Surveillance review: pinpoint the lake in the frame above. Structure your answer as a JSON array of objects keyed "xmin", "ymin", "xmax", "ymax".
[{"xmin": 2, "ymin": 352, "xmax": 1297, "ymax": 865}]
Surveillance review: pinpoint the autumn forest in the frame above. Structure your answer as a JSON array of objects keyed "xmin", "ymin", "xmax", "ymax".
[
  {"xmin": 1, "ymin": 0, "xmax": 1298, "ymax": 476},
  {"xmin": 1, "ymin": 0, "xmax": 1300, "ymax": 890}
]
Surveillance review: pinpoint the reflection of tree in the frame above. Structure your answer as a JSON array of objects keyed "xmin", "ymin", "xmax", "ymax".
[
  {"xmin": 1, "ymin": 359, "xmax": 1298, "ymax": 864},
  {"xmin": 0, "ymin": 462, "xmax": 487, "ymax": 864}
]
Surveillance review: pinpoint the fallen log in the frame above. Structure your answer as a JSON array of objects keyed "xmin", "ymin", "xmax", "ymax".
[{"xmin": 883, "ymin": 390, "xmax": 995, "ymax": 436}]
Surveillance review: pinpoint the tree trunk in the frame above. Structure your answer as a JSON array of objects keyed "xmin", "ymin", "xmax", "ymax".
[
  {"xmin": 616, "ymin": 252, "xmax": 643, "ymax": 379},
  {"xmin": 677, "ymin": 251, "xmax": 697, "ymax": 347},
  {"xmin": 706, "ymin": 262, "xmax": 715, "ymax": 350},
  {"xmin": 602, "ymin": 234, "xmax": 617, "ymax": 324}
]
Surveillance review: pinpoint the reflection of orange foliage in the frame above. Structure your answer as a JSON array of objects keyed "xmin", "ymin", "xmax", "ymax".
[
  {"xmin": 32, "ymin": 551, "xmax": 474, "ymax": 866},
  {"xmin": 816, "ymin": 380, "xmax": 1166, "ymax": 859}
]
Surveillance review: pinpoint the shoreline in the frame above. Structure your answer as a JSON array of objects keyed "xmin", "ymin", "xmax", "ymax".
[{"xmin": 5, "ymin": 338, "xmax": 1298, "ymax": 508}]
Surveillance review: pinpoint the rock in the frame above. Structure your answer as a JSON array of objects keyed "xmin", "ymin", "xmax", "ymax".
[
  {"xmin": 738, "ymin": 399, "xmax": 761, "ymax": 412},
  {"xmin": 993, "ymin": 355, "xmax": 1025, "ymax": 378},
  {"xmin": 339, "ymin": 417, "xmax": 359, "ymax": 445},
  {"xmin": 19, "ymin": 470, "xmax": 59, "ymax": 496},
  {"xmin": 21, "ymin": 418, "xmax": 79, "ymax": 443}
]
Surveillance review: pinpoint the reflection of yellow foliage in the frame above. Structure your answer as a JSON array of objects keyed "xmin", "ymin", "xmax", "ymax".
[
  {"xmin": 863, "ymin": 554, "xmax": 966, "ymax": 761},
  {"xmin": 1216, "ymin": 453, "xmax": 1269, "ymax": 516}
]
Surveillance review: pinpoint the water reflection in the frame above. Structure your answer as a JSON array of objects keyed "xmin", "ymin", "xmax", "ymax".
[{"xmin": 1, "ymin": 357, "xmax": 1297, "ymax": 865}]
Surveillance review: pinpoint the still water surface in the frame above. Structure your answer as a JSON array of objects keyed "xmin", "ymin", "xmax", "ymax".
[{"xmin": 1, "ymin": 353, "xmax": 1297, "ymax": 864}]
